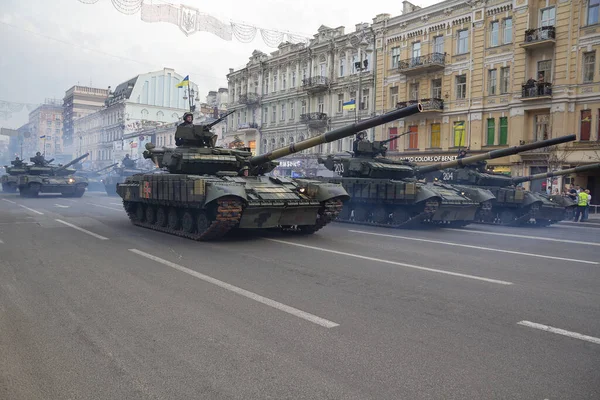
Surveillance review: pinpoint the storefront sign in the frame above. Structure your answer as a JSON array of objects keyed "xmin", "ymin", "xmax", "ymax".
[
  {"xmin": 279, "ymin": 160, "xmax": 302, "ymax": 168},
  {"xmin": 401, "ymin": 155, "xmax": 458, "ymax": 163}
]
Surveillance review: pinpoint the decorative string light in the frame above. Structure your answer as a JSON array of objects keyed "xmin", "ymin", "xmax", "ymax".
[
  {"xmin": 77, "ymin": 0, "xmax": 310, "ymax": 47},
  {"xmin": 0, "ymin": 100, "xmax": 41, "ymax": 120}
]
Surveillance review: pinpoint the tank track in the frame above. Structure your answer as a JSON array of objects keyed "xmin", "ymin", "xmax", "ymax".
[
  {"xmin": 281, "ymin": 199, "xmax": 344, "ymax": 234},
  {"xmin": 123, "ymin": 198, "xmax": 243, "ymax": 241},
  {"xmin": 334, "ymin": 200, "xmax": 439, "ymax": 229}
]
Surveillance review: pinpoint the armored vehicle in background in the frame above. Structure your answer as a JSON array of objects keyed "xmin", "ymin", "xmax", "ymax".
[
  {"xmin": 18, "ymin": 153, "xmax": 90, "ymax": 198},
  {"xmin": 73, "ymin": 163, "xmax": 118, "ymax": 191},
  {"xmin": 318, "ymin": 134, "xmax": 576, "ymax": 228},
  {"xmin": 116, "ymin": 105, "xmax": 422, "ymax": 241},
  {"xmin": 1, "ymin": 157, "xmax": 46, "ymax": 193},
  {"xmin": 103, "ymin": 164, "xmax": 159, "ymax": 196}
]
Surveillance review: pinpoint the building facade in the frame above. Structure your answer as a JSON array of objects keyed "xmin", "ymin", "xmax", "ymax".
[
  {"xmin": 373, "ymin": 0, "xmax": 600, "ymax": 196},
  {"xmin": 226, "ymin": 23, "xmax": 376, "ymax": 175},
  {"xmin": 74, "ymin": 68, "xmax": 199, "ymax": 168},
  {"xmin": 62, "ymin": 85, "xmax": 109, "ymax": 155},
  {"xmin": 25, "ymin": 99, "xmax": 64, "ymax": 160}
]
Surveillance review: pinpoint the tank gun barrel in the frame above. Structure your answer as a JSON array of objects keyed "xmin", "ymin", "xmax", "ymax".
[
  {"xmin": 46, "ymin": 158, "xmax": 55, "ymax": 164},
  {"xmin": 93, "ymin": 163, "xmax": 118, "ymax": 173},
  {"xmin": 417, "ymin": 134, "xmax": 576, "ymax": 175},
  {"xmin": 249, "ymin": 104, "xmax": 423, "ymax": 166},
  {"xmin": 54, "ymin": 153, "xmax": 90, "ymax": 174},
  {"xmin": 511, "ymin": 163, "xmax": 600, "ymax": 184}
]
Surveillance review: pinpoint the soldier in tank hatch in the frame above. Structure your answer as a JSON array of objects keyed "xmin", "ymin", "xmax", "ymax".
[
  {"xmin": 122, "ymin": 154, "xmax": 135, "ymax": 168},
  {"xmin": 11, "ymin": 156, "xmax": 23, "ymax": 167},
  {"xmin": 179, "ymin": 112, "xmax": 194, "ymax": 127},
  {"xmin": 352, "ymin": 131, "xmax": 368, "ymax": 156},
  {"xmin": 31, "ymin": 152, "xmax": 47, "ymax": 166}
]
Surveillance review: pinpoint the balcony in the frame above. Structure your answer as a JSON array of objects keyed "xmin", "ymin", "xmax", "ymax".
[
  {"xmin": 398, "ymin": 53, "xmax": 446, "ymax": 75},
  {"xmin": 521, "ymin": 82, "xmax": 553, "ymax": 100},
  {"xmin": 302, "ymin": 76, "xmax": 329, "ymax": 93},
  {"xmin": 300, "ymin": 112, "xmax": 328, "ymax": 129},
  {"xmin": 239, "ymin": 93, "xmax": 261, "ymax": 106},
  {"xmin": 237, "ymin": 122, "xmax": 260, "ymax": 130},
  {"xmin": 397, "ymin": 98, "xmax": 444, "ymax": 112},
  {"xmin": 521, "ymin": 26, "xmax": 556, "ymax": 49}
]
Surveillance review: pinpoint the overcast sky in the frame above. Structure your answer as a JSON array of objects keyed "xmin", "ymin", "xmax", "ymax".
[{"xmin": 0, "ymin": 0, "xmax": 439, "ymax": 129}]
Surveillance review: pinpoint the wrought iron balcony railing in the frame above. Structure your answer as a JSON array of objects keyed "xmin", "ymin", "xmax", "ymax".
[
  {"xmin": 521, "ymin": 82, "xmax": 552, "ymax": 99},
  {"xmin": 301, "ymin": 76, "xmax": 329, "ymax": 91},
  {"xmin": 239, "ymin": 93, "xmax": 261, "ymax": 105},
  {"xmin": 396, "ymin": 98, "xmax": 444, "ymax": 111},
  {"xmin": 523, "ymin": 26, "xmax": 556, "ymax": 45},
  {"xmin": 300, "ymin": 112, "xmax": 328, "ymax": 128},
  {"xmin": 398, "ymin": 53, "xmax": 446, "ymax": 74}
]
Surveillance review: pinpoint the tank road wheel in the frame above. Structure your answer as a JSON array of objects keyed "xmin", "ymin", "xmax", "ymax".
[
  {"xmin": 391, "ymin": 208, "xmax": 410, "ymax": 225},
  {"xmin": 167, "ymin": 207, "xmax": 180, "ymax": 230},
  {"xmin": 337, "ymin": 203, "xmax": 351, "ymax": 221},
  {"xmin": 156, "ymin": 207, "xmax": 168, "ymax": 227},
  {"xmin": 353, "ymin": 206, "xmax": 370, "ymax": 222},
  {"xmin": 27, "ymin": 183, "xmax": 41, "ymax": 198},
  {"xmin": 498, "ymin": 210, "xmax": 516, "ymax": 225},
  {"xmin": 19, "ymin": 187, "xmax": 28, "ymax": 197},
  {"xmin": 145, "ymin": 205, "xmax": 157, "ymax": 225},
  {"xmin": 181, "ymin": 210, "xmax": 195, "ymax": 233},
  {"xmin": 73, "ymin": 185, "xmax": 86, "ymax": 198},
  {"xmin": 135, "ymin": 204, "xmax": 146, "ymax": 222},
  {"xmin": 371, "ymin": 206, "xmax": 389, "ymax": 224},
  {"xmin": 196, "ymin": 211, "xmax": 212, "ymax": 234}
]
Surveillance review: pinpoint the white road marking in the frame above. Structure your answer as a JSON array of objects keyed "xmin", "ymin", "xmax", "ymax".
[
  {"xmin": 349, "ymin": 230, "xmax": 598, "ymax": 265},
  {"xmin": 18, "ymin": 204, "xmax": 44, "ymax": 215},
  {"xmin": 445, "ymin": 228, "xmax": 600, "ymax": 247},
  {"xmin": 129, "ymin": 249, "xmax": 339, "ymax": 328},
  {"xmin": 2, "ymin": 199, "xmax": 16, "ymax": 204},
  {"xmin": 86, "ymin": 202, "xmax": 122, "ymax": 212},
  {"xmin": 54, "ymin": 204, "xmax": 70, "ymax": 208},
  {"xmin": 0, "ymin": 239, "xmax": 3, "ymax": 244},
  {"xmin": 517, "ymin": 321, "xmax": 600, "ymax": 345},
  {"xmin": 267, "ymin": 239, "xmax": 513, "ymax": 286},
  {"xmin": 55, "ymin": 219, "xmax": 109, "ymax": 240},
  {"xmin": 109, "ymin": 202, "xmax": 122, "ymax": 206}
]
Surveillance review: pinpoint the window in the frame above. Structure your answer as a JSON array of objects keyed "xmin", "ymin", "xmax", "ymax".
[
  {"xmin": 534, "ymin": 114, "xmax": 550, "ymax": 141},
  {"xmin": 388, "ymin": 127, "xmax": 398, "ymax": 151},
  {"xmin": 320, "ymin": 63, "xmax": 326, "ymax": 77},
  {"xmin": 338, "ymin": 94, "xmax": 344, "ymax": 112},
  {"xmin": 264, "ymin": 75, "xmax": 269, "ymax": 94},
  {"xmin": 486, "ymin": 118, "xmax": 495, "ymax": 145},
  {"xmin": 361, "ymin": 89, "xmax": 369, "ymax": 110},
  {"xmin": 537, "ymin": 60, "xmax": 552, "ymax": 82},
  {"xmin": 350, "ymin": 91, "xmax": 356, "ymax": 103},
  {"xmin": 500, "ymin": 67, "xmax": 510, "ymax": 94},
  {"xmin": 581, "ymin": 110, "xmax": 592, "ymax": 141},
  {"xmin": 583, "ymin": 52, "xmax": 596, "ymax": 83},
  {"xmin": 282, "ymin": 73, "xmax": 287, "ymax": 90},
  {"xmin": 453, "ymin": 121, "xmax": 466, "ymax": 146},
  {"xmin": 301, "ymin": 101, "xmax": 306, "ymax": 115},
  {"xmin": 503, "ymin": 18, "xmax": 513, "ymax": 44},
  {"xmin": 412, "ymin": 42, "xmax": 421, "ymax": 59},
  {"xmin": 290, "ymin": 101, "xmax": 295, "ymax": 119},
  {"xmin": 271, "ymin": 106, "xmax": 276, "ymax": 122},
  {"xmin": 456, "ymin": 75, "xmax": 467, "ymax": 99},
  {"xmin": 433, "ymin": 36, "xmax": 444, "ymax": 54},
  {"xmin": 292, "ymin": 71, "xmax": 296, "ymax": 87},
  {"xmin": 273, "ymin": 74, "xmax": 277, "ymax": 92},
  {"xmin": 339, "ymin": 58, "xmax": 345, "ymax": 77},
  {"xmin": 589, "ymin": 0, "xmax": 600, "ymax": 25},
  {"xmin": 488, "ymin": 69, "xmax": 497, "ymax": 95},
  {"xmin": 430, "ymin": 123, "xmax": 441, "ymax": 148},
  {"xmin": 410, "ymin": 83, "xmax": 419, "ymax": 101},
  {"xmin": 431, "ymin": 79, "xmax": 442, "ymax": 98},
  {"xmin": 408, "ymin": 125, "xmax": 418, "ymax": 149},
  {"xmin": 496, "ymin": 117, "xmax": 507, "ymax": 145},
  {"xmin": 390, "ymin": 87, "xmax": 399, "ymax": 108},
  {"xmin": 317, "ymin": 96, "xmax": 324, "ymax": 113},
  {"xmin": 540, "ymin": 7, "xmax": 556, "ymax": 26},
  {"xmin": 457, "ymin": 30, "xmax": 469, "ymax": 54},
  {"xmin": 490, "ymin": 21, "xmax": 499, "ymax": 47},
  {"xmin": 281, "ymin": 103, "xmax": 286, "ymax": 121},
  {"xmin": 391, "ymin": 47, "xmax": 400, "ymax": 68},
  {"xmin": 263, "ymin": 107, "xmax": 268, "ymax": 123},
  {"xmin": 351, "ymin": 54, "xmax": 358, "ymax": 73}
]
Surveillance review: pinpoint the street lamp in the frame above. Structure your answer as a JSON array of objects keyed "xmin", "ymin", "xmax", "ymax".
[
  {"xmin": 183, "ymin": 85, "xmax": 200, "ymax": 113},
  {"xmin": 344, "ymin": 27, "xmax": 374, "ymax": 137}
]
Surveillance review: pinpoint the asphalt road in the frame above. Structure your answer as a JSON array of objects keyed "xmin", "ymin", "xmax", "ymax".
[{"xmin": 0, "ymin": 190, "xmax": 598, "ymax": 399}]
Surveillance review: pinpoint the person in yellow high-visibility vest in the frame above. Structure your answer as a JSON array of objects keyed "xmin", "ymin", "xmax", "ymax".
[{"xmin": 574, "ymin": 189, "xmax": 589, "ymax": 222}]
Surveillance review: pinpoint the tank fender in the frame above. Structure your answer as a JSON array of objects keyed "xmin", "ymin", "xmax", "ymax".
[
  {"xmin": 295, "ymin": 180, "xmax": 350, "ymax": 202},
  {"xmin": 522, "ymin": 191, "xmax": 544, "ymax": 207},
  {"xmin": 204, "ymin": 182, "xmax": 248, "ymax": 205},
  {"xmin": 415, "ymin": 185, "xmax": 440, "ymax": 203},
  {"xmin": 458, "ymin": 186, "xmax": 496, "ymax": 203}
]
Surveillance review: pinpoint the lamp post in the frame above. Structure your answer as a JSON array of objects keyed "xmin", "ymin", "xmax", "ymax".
[
  {"xmin": 183, "ymin": 85, "xmax": 200, "ymax": 113},
  {"xmin": 344, "ymin": 27, "xmax": 374, "ymax": 138}
]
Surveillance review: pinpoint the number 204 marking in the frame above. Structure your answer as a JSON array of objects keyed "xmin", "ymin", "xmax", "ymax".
[{"xmin": 442, "ymin": 172, "xmax": 453, "ymax": 181}]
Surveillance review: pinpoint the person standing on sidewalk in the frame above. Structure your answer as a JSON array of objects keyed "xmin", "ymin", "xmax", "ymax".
[
  {"xmin": 574, "ymin": 189, "xmax": 589, "ymax": 222},
  {"xmin": 583, "ymin": 189, "xmax": 592, "ymax": 221}
]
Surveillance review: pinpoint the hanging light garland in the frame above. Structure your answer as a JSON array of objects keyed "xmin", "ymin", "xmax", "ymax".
[
  {"xmin": 77, "ymin": 0, "xmax": 310, "ymax": 47},
  {"xmin": 0, "ymin": 100, "xmax": 41, "ymax": 120}
]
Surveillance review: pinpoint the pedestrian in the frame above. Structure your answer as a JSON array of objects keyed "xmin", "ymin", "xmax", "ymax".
[
  {"xmin": 574, "ymin": 188, "xmax": 589, "ymax": 222},
  {"xmin": 583, "ymin": 189, "xmax": 592, "ymax": 221}
]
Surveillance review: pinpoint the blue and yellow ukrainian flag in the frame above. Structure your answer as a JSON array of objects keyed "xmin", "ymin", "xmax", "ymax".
[
  {"xmin": 176, "ymin": 75, "xmax": 190, "ymax": 88},
  {"xmin": 342, "ymin": 99, "xmax": 356, "ymax": 110}
]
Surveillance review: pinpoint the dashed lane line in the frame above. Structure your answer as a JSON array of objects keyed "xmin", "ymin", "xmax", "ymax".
[
  {"xmin": 2, "ymin": 199, "xmax": 16, "ymax": 204},
  {"xmin": 444, "ymin": 228, "xmax": 600, "ymax": 247},
  {"xmin": 129, "ymin": 249, "xmax": 340, "ymax": 329},
  {"xmin": 18, "ymin": 204, "xmax": 44, "ymax": 215},
  {"xmin": 266, "ymin": 239, "xmax": 513, "ymax": 286},
  {"xmin": 55, "ymin": 219, "xmax": 109, "ymax": 240},
  {"xmin": 518, "ymin": 321, "xmax": 600, "ymax": 345},
  {"xmin": 86, "ymin": 202, "xmax": 123, "ymax": 212},
  {"xmin": 349, "ymin": 230, "xmax": 598, "ymax": 265}
]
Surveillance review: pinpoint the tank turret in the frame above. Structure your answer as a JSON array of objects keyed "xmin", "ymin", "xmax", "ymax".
[
  {"xmin": 52, "ymin": 153, "xmax": 91, "ymax": 176},
  {"xmin": 144, "ymin": 104, "xmax": 423, "ymax": 177}
]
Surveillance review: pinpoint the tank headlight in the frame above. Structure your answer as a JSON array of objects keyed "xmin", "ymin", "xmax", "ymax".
[
  {"xmin": 68, "ymin": 178, "xmax": 75, "ymax": 183},
  {"xmin": 298, "ymin": 187, "xmax": 306, "ymax": 193},
  {"xmin": 461, "ymin": 191, "xmax": 465, "ymax": 195}
]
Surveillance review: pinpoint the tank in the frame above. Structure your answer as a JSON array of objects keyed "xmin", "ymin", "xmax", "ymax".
[
  {"xmin": 17, "ymin": 153, "xmax": 90, "ymax": 198},
  {"xmin": 318, "ymin": 134, "xmax": 577, "ymax": 228},
  {"xmin": 116, "ymin": 104, "xmax": 423, "ymax": 241},
  {"xmin": 424, "ymin": 137, "xmax": 594, "ymax": 226},
  {"xmin": 1, "ymin": 157, "xmax": 44, "ymax": 193},
  {"xmin": 103, "ymin": 164, "xmax": 160, "ymax": 196},
  {"xmin": 74, "ymin": 163, "xmax": 118, "ymax": 191}
]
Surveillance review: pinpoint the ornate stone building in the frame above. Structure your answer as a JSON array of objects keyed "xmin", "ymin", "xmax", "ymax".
[
  {"xmin": 226, "ymin": 23, "xmax": 375, "ymax": 176},
  {"xmin": 373, "ymin": 0, "xmax": 600, "ymax": 195}
]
